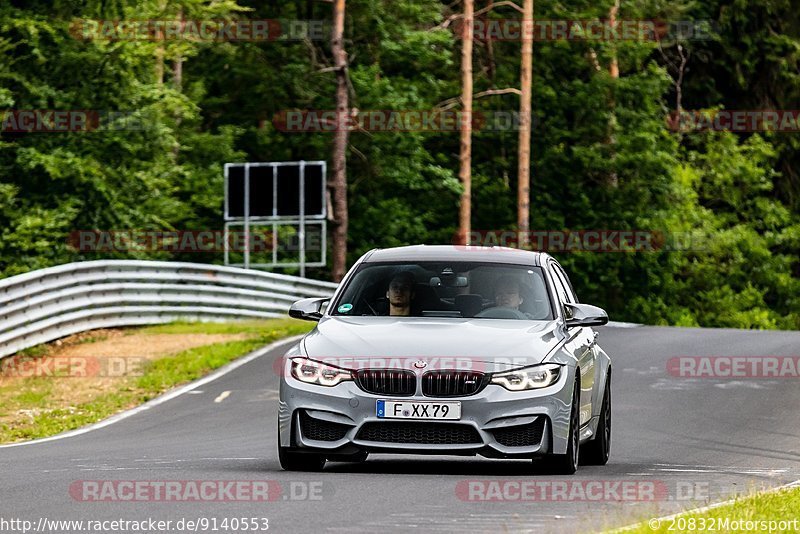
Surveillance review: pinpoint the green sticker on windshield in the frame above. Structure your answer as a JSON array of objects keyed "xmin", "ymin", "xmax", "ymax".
[{"xmin": 337, "ymin": 303, "xmax": 353, "ymax": 313}]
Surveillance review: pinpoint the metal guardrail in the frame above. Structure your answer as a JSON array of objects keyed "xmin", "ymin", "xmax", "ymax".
[{"xmin": 0, "ymin": 260, "xmax": 338, "ymax": 359}]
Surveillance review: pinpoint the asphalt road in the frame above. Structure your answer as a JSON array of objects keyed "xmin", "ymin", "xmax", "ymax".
[{"xmin": 1, "ymin": 325, "xmax": 799, "ymax": 533}]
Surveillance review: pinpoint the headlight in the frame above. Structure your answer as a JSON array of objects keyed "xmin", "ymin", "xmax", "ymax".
[
  {"xmin": 491, "ymin": 364, "xmax": 562, "ymax": 391},
  {"xmin": 290, "ymin": 358, "xmax": 352, "ymax": 387}
]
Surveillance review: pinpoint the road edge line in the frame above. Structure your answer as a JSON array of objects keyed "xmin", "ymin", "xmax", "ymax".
[
  {"xmin": 0, "ymin": 334, "xmax": 303, "ymax": 449},
  {"xmin": 605, "ymin": 321, "xmax": 643, "ymax": 328},
  {"xmin": 607, "ymin": 479, "xmax": 800, "ymax": 533}
]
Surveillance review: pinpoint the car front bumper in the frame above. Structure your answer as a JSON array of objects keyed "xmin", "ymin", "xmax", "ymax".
[{"xmin": 278, "ymin": 365, "xmax": 576, "ymax": 458}]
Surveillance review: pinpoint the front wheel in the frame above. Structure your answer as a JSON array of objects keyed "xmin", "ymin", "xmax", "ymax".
[
  {"xmin": 278, "ymin": 445, "xmax": 326, "ymax": 472},
  {"xmin": 543, "ymin": 377, "xmax": 580, "ymax": 475},
  {"xmin": 581, "ymin": 372, "xmax": 611, "ymax": 466},
  {"xmin": 277, "ymin": 415, "xmax": 326, "ymax": 471}
]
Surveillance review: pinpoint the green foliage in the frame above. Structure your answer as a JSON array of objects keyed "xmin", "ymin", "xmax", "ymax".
[
  {"xmin": 622, "ymin": 485, "xmax": 800, "ymax": 534},
  {"xmin": 0, "ymin": 0, "xmax": 797, "ymax": 330}
]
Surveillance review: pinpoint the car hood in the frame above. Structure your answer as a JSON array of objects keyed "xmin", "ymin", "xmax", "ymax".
[{"xmin": 302, "ymin": 316, "xmax": 564, "ymax": 372}]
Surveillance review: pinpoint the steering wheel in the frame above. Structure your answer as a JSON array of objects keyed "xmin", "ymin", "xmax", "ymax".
[{"xmin": 474, "ymin": 307, "xmax": 529, "ymax": 320}]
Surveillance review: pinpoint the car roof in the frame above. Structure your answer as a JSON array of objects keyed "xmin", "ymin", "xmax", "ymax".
[{"xmin": 362, "ymin": 245, "xmax": 550, "ymax": 267}]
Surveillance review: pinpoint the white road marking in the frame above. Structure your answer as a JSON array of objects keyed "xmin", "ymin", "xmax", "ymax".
[
  {"xmin": 622, "ymin": 366, "xmax": 662, "ymax": 375},
  {"xmin": 654, "ymin": 467, "xmax": 788, "ymax": 475},
  {"xmin": 214, "ymin": 391, "xmax": 231, "ymax": 403},
  {"xmin": 130, "ymin": 457, "xmax": 260, "ymax": 462},
  {"xmin": 714, "ymin": 381, "xmax": 769, "ymax": 389},
  {"xmin": 0, "ymin": 335, "xmax": 304, "ymax": 449},
  {"xmin": 651, "ymin": 463, "xmax": 789, "ymax": 475}
]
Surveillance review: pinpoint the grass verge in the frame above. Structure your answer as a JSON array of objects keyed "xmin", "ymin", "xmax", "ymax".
[
  {"xmin": 616, "ymin": 485, "xmax": 800, "ymax": 533},
  {"xmin": 0, "ymin": 319, "xmax": 313, "ymax": 444}
]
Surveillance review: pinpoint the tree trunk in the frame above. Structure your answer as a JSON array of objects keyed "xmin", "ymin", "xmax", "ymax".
[
  {"xmin": 609, "ymin": 0, "xmax": 620, "ymax": 79},
  {"xmin": 171, "ymin": 8, "xmax": 183, "ymax": 160},
  {"xmin": 485, "ymin": 0, "xmax": 496, "ymax": 82},
  {"xmin": 330, "ymin": 0, "xmax": 350, "ymax": 281},
  {"xmin": 607, "ymin": 0, "xmax": 619, "ymax": 188},
  {"xmin": 155, "ymin": 0, "xmax": 167, "ymax": 84},
  {"xmin": 155, "ymin": 47, "xmax": 164, "ymax": 84},
  {"xmin": 172, "ymin": 57, "xmax": 182, "ymax": 89},
  {"xmin": 171, "ymin": 54, "xmax": 182, "ymax": 159},
  {"xmin": 457, "ymin": 0, "xmax": 474, "ymax": 246},
  {"xmin": 517, "ymin": 0, "xmax": 533, "ymax": 241},
  {"xmin": 172, "ymin": 8, "xmax": 183, "ymax": 90}
]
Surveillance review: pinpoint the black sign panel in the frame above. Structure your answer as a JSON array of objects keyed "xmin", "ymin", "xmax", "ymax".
[
  {"xmin": 227, "ymin": 165, "xmax": 246, "ymax": 218},
  {"xmin": 226, "ymin": 162, "xmax": 325, "ymax": 219}
]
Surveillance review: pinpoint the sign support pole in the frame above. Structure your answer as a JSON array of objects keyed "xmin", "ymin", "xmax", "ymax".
[
  {"xmin": 299, "ymin": 161, "xmax": 306, "ymax": 278},
  {"xmin": 244, "ymin": 163, "xmax": 251, "ymax": 269}
]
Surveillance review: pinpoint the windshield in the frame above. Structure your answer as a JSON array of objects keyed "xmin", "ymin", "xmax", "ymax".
[{"xmin": 331, "ymin": 262, "xmax": 552, "ymax": 320}]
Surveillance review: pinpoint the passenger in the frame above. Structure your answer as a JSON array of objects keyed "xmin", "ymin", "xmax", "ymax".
[
  {"xmin": 494, "ymin": 276, "xmax": 525, "ymax": 310},
  {"xmin": 386, "ymin": 271, "xmax": 416, "ymax": 316}
]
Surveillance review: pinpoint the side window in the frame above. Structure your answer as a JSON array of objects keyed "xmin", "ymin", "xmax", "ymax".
[
  {"xmin": 554, "ymin": 265, "xmax": 578, "ymax": 304},
  {"xmin": 548, "ymin": 264, "xmax": 570, "ymax": 307}
]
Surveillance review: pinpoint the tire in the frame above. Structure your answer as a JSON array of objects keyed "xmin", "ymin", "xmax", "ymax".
[
  {"xmin": 278, "ymin": 445, "xmax": 326, "ymax": 471},
  {"xmin": 544, "ymin": 377, "xmax": 580, "ymax": 475},
  {"xmin": 581, "ymin": 371, "xmax": 611, "ymax": 466},
  {"xmin": 277, "ymin": 416, "xmax": 326, "ymax": 472}
]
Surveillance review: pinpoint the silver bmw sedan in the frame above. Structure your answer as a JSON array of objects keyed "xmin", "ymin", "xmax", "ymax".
[{"xmin": 278, "ymin": 245, "xmax": 612, "ymax": 474}]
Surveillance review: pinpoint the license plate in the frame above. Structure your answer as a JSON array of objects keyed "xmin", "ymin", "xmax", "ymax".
[{"xmin": 376, "ymin": 400, "xmax": 461, "ymax": 420}]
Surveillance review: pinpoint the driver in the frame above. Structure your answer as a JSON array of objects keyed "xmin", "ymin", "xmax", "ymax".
[{"xmin": 386, "ymin": 271, "xmax": 416, "ymax": 316}]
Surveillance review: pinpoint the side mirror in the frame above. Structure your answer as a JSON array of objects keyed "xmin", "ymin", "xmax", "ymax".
[
  {"xmin": 564, "ymin": 303, "xmax": 609, "ymax": 328},
  {"xmin": 289, "ymin": 298, "xmax": 329, "ymax": 322}
]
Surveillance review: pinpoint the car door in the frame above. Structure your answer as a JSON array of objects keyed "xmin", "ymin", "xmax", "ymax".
[{"xmin": 548, "ymin": 261, "xmax": 596, "ymax": 428}]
